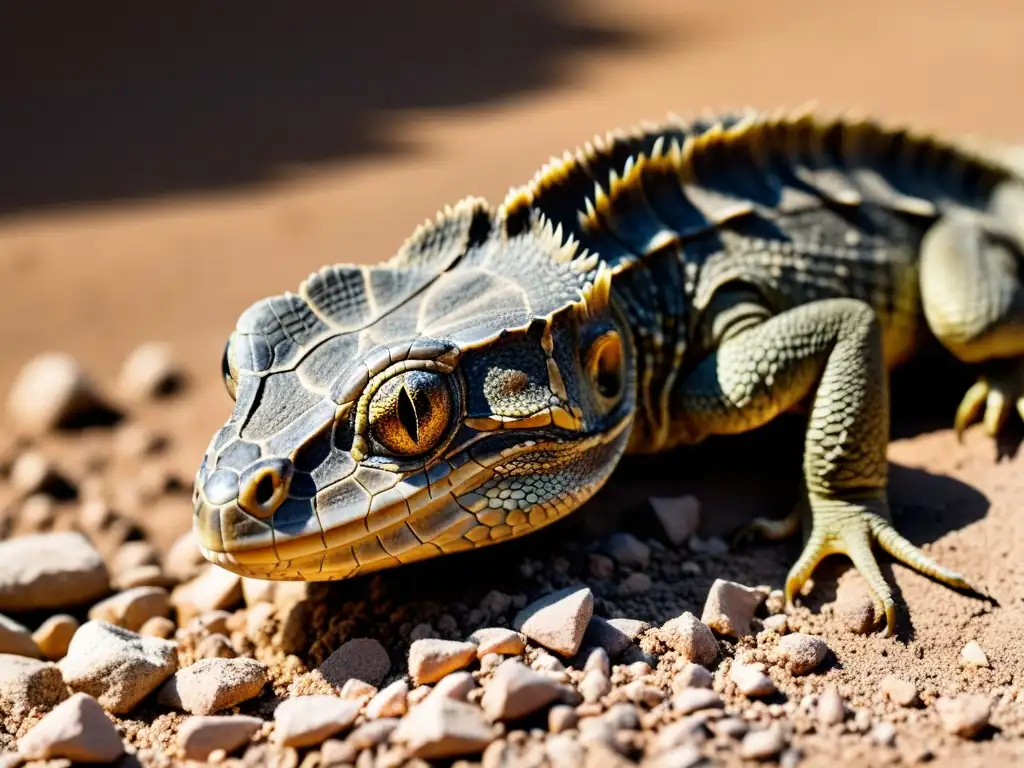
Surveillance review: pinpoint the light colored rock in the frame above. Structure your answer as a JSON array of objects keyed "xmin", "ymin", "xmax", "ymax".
[
  {"xmin": 0, "ymin": 532, "xmax": 109, "ymax": 612},
  {"xmin": 17, "ymin": 692, "xmax": 124, "ymax": 763},
  {"xmin": 117, "ymin": 342, "xmax": 184, "ymax": 402},
  {"xmin": 111, "ymin": 541, "xmax": 160, "ymax": 575},
  {"xmin": 604, "ymin": 532, "xmax": 650, "ymax": 570},
  {"xmin": 775, "ymin": 633, "xmax": 828, "ymax": 675},
  {"xmin": 729, "ymin": 663, "xmax": 777, "ymax": 697},
  {"xmin": 165, "ymin": 532, "xmax": 207, "ymax": 583},
  {"xmin": 316, "ymin": 637, "xmax": 391, "ymax": 688},
  {"xmin": 546, "ymin": 733, "xmax": 586, "ymax": 767},
  {"xmin": 365, "ymin": 679, "xmax": 408, "ymax": 719},
  {"xmin": 0, "ymin": 654, "xmax": 67, "ymax": 722},
  {"xmin": 112, "ymin": 565, "xmax": 168, "ymax": 591},
  {"xmin": 170, "ymin": 566, "xmax": 241, "ymax": 625},
  {"xmin": 347, "ymin": 718, "xmax": 399, "ymax": 750},
  {"xmin": 660, "ymin": 612, "xmax": 718, "ymax": 665},
  {"xmin": 700, "ymin": 579, "xmax": 768, "ymax": 638},
  {"xmin": 582, "ymin": 617, "xmax": 633, "ymax": 658},
  {"xmin": 961, "ymin": 641, "xmax": 990, "ymax": 668},
  {"xmin": 0, "ymin": 615, "xmax": 40, "ymax": 659},
  {"xmin": 649, "ymin": 495, "xmax": 701, "ymax": 545},
  {"xmin": 481, "ymin": 658, "xmax": 566, "ymax": 720},
  {"xmin": 673, "ymin": 662, "xmax": 713, "ymax": 691},
  {"xmin": 158, "ymin": 657, "xmax": 266, "ymax": 715},
  {"xmin": 10, "ymin": 453, "xmax": 63, "ymax": 498},
  {"xmin": 548, "ymin": 704, "xmax": 578, "ymax": 733},
  {"xmin": 579, "ymin": 669, "xmax": 611, "ymax": 703},
  {"xmin": 338, "ymin": 678, "xmax": 377, "ymax": 703},
  {"xmin": 513, "ymin": 587, "xmax": 593, "ymax": 657},
  {"xmin": 835, "ymin": 580, "xmax": 880, "ymax": 634},
  {"xmin": 194, "ymin": 634, "xmax": 235, "ymax": 660},
  {"xmin": 740, "ymin": 725, "xmax": 786, "ymax": 760},
  {"xmin": 408, "ymin": 639, "xmax": 477, "ymax": 685},
  {"xmin": 59, "ymin": 621, "xmax": 177, "ymax": 714},
  {"xmin": 672, "ymin": 687, "xmax": 724, "ymax": 715},
  {"xmin": 469, "ymin": 627, "xmax": 525, "ymax": 657},
  {"xmin": 816, "ymin": 687, "xmax": 847, "ymax": 725},
  {"xmin": 177, "ymin": 714, "xmax": 263, "ymax": 761},
  {"xmin": 6, "ymin": 353, "xmax": 107, "ymax": 435},
  {"xmin": 935, "ymin": 694, "xmax": 991, "ymax": 739},
  {"xmin": 89, "ymin": 586, "xmax": 170, "ymax": 632},
  {"xmin": 762, "ymin": 614, "xmax": 789, "ymax": 633},
  {"xmin": 188, "ymin": 609, "xmax": 233, "ymax": 637},
  {"xmin": 624, "ymin": 680, "xmax": 665, "ymax": 707},
  {"xmin": 392, "ymin": 696, "xmax": 494, "ymax": 759},
  {"xmin": 646, "ymin": 744, "xmax": 703, "ymax": 768},
  {"xmin": 582, "ymin": 647, "xmax": 611, "ymax": 676},
  {"xmin": 273, "ymin": 695, "xmax": 359, "ymax": 747},
  {"xmin": 139, "ymin": 616, "xmax": 177, "ymax": 639},
  {"xmin": 880, "ymin": 676, "xmax": 920, "ymax": 708},
  {"xmin": 428, "ymin": 670, "xmax": 475, "ymax": 702},
  {"xmin": 32, "ymin": 615, "xmax": 78, "ymax": 661}
]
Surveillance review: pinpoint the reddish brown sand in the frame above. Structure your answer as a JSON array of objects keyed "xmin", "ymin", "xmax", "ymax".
[{"xmin": 2, "ymin": 0, "xmax": 1024, "ymax": 764}]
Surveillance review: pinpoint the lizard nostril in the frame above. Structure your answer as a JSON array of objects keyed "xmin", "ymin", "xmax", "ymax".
[{"xmin": 238, "ymin": 459, "xmax": 293, "ymax": 518}]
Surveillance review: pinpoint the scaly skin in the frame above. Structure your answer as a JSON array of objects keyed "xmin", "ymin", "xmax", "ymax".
[{"xmin": 193, "ymin": 108, "xmax": 1024, "ymax": 636}]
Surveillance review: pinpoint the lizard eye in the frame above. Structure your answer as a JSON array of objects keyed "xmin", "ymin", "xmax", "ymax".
[
  {"xmin": 368, "ymin": 371, "xmax": 453, "ymax": 456},
  {"xmin": 222, "ymin": 335, "xmax": 238, "ymax": 401},
  {"xmin": 587, "ymin": 330, "xmax": 625, "ymax": 406}
]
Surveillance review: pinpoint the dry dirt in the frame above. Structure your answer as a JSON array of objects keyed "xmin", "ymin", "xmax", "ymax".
[{"xmin": 2, "ymin": 0, "xmax": 1024, "ymax": 765}]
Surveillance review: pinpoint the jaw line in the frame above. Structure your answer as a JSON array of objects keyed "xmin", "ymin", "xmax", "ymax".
[{"xmin": 198, "ymin": 410, "xmax": 635, "ymax": 580}]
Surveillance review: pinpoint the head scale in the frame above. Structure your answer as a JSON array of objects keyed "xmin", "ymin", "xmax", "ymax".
[{"xmin": 193, "ymin": 197, "xmax": 636, "ymax": 581}]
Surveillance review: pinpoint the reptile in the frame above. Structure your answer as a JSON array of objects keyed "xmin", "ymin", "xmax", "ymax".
[{"xmin": 192, "ymin": 107, "xmax": 1024, "ymax": 636}]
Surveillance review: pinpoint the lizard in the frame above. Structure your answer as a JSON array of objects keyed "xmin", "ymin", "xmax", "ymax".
[{"xmin": 192, "ymin": 106, "xmax": 1024, "ymax": 637}]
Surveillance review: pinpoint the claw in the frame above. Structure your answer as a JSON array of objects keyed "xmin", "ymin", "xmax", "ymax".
[
  {"xmin": 955, "ymin": 379, "xmax": 989, "ymax": 440},
  {"xmin": 984, "ymin": 387, "xmax": 1010, "ymax": 436},
  {"xmin": 784, "ymin": 498, "xmax": 974, "ymax": 638}
]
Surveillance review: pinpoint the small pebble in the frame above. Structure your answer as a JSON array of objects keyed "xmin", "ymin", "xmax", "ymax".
[
  {"xmin": 775, "ymin": 633, "xmax": 828, "ymax": 675},
  {"xmin": 548, "ymin": 704, "xmax": 578, "ymax": 733},
  {"xmin": 616, "ymin": 572, "xmax": 652, "ymax": 596},
  {"xmin": 391, "ymin": 697, "xmax": 494, "ymax": 759},
  {"xmin": 762, "ymin": 614, "xmax": 788, "ymax": 633},
  {"xmin": 32, "ymin": 615, "xmax": 78, "ymax": 661},
  {"xmin": 740, "ymin": 725, "xmax": 787, "ymax": 760},
  {"xmin": 0, "ymin": 655, "xmax": 67, "ymax": 723},
  {"xmin": 17, "ymin": 692, "xmax": 125, "ymax": 762},
  {"xmin": 816, "ymin": 688, "xmax": 847, "ymax": 725},
  {"xmin": 0, "ymin": 614, "xmax": 41, "ymax": 659},
  {"xmin": 165, "ymin": 532, "xmax": 207, "ymax": 583},
  {"xmin": 408, "ymin": 639, "xmax": 477, "ymax": 685},
  {"xmin": 480, "ymin": 658, "xmax": 566, "ymax": 720},
  {"xmin": 870, "ymin": 721, "xmax": 897, "ymax": 746},
  {"xmin": 582, "ymin": 647, "xmax": 611, "ymax": 676},
  {"xmin": 158, "ymin": 657, "xmax": 266, "ymax": 715},
  {"xmin": 194, "ymin": 634, "xmax": 236, "ymax": 660},
  {"xmin": 701, "ymin": 579, "xmax": 768, "ymax": 638},
  {"xmin": 660, "ymin": 611, "xmax": 718, "ymax": 665},
  {"xmin": 604, "ymin": 533, "xmax": 650, "ymax": 570},
  {"xmin": 139, "ymin": 616, "xmax": 177, "ymax": 640},
  {"xmin": 6, "ymin": 353, "xmax": 108, "ymax": 435},
  {"xmin": 171, "ymin": 567, "xmax": 241, "ymax": 625},
  {"xmin": 961, "ymin": 641, "xmax": 990, "ymax": 668},
  {"xmin": 729, "ymin": 663, "xmax": 777, "ymax": 697},
  {"xmin": 469, "ymin": 627, "xmax": 526, "ymax": 657},
  {"xmin": 273, "ymin": 695, "xmax": 359, "ymax": 747},
  {"xmin": 648, "ymin": 495, "xmax": 701, "ymax": 545},
  {"xmin": 579, "ymin": 669, "xmax": 611, "ymax": 703},
  {"xmin": 89, "ymin": 586, "xmax": 171, "ymax": 632},
  {"xmin": 338, "ymin": 678, "xmax": 377, "ymax": 703},
  {"xmin": 935, "ymin": 694, "xmax": 991, "ymax": 739},
  {"xmin": 513, "ymin": 586, "xmax": 593, "ymax": 657},
  {"xmin": 673, "ymin": 662, "xmax": 713, "ymax": 691},
  {"xmin": 673, "ymin": 688, "xmax": 724, "ymax": 715},
  {"xmin": 624, "ymin": 680, "xmax": 665, "ymax": 707},
  {"xmin": 59, "ymin": 620, "xmax": 177, "ymax": 714},
  {"xmin": 588, "ymin": 554, "xmax": 615, "ymax": 580},
  {"xmin": 428, "ymin": 670, "xmax": 475, "ymax": 702},
  {"xmin": 880, "ymin": 676, "xmax": 920, "ymax": 708},
  {"xmin": 117, "ymin": 342, "xmax": 184, "ymax": 402},
  {"xmin": 366, "ymin": 680, "xmax": 409, "ymax": 719},
  {"xmin": 177, "ymin": 715, "xmax": 263, "ymax": 761}
]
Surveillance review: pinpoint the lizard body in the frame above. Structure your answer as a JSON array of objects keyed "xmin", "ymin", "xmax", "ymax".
[{"xmin": 194, "ymin": 108, "xmax": 1024, "ymax": 634}]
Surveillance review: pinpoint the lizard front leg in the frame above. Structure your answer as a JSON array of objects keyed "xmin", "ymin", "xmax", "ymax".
[{"xmin": 675, "ymin": 296, "xmax": 972, "ymax": 636}]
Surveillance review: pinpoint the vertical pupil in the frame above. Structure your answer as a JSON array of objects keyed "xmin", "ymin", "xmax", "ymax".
[{"xmin": 397, "ymin": 386, "xmax": 420, "ymax": 444}]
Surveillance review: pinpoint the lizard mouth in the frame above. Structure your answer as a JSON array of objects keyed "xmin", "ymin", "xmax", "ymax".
[{"xmin": 194, "ymin": 411, "xmax": 633, "ymax": 581}]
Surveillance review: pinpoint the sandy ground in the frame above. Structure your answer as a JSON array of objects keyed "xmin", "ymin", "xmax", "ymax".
[{"xmin": 3, "ymin": 0, "xmax": 1024, "ymax": 764}]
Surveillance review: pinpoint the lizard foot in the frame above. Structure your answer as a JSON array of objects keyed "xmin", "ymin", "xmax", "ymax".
[
  {"xmin": 784, "ymin": 497, "xmax": 973, "ymax": 637},
  {"xmin": 954, "ymin": 360, "xmax": 1024, "ymax": 441}
]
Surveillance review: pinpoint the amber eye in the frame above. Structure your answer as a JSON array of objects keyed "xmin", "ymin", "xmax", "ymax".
[
  {"xmin": 368, "ymin": 371, "xmax": 453, "ymax": 456},
  {"xmin": 221, "ymin": 336, "xmax": 238, "ymax": 401},
  {"xmin": 587, "ymin": 331, "xmax": 625, "ymax": 404}
]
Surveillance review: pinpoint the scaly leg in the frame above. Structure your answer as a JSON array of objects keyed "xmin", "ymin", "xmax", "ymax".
[
  {"xmin": 675, "ymin": 297, "xmax": 972, "ymax": 636},
  {"xmin": 920, "ymin": 212, "xmax": 1024, "ymax": 439}
]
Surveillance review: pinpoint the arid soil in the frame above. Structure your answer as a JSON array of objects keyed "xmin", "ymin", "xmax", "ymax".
[{"xmin": 2, "ymin": 1, "xmax": 1024, "ymax": 765}]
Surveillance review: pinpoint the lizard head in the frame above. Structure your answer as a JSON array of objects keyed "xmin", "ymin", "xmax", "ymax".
[{"xmin": 192, "ymin": 198, "xmax": 636, "ymax": 580}]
